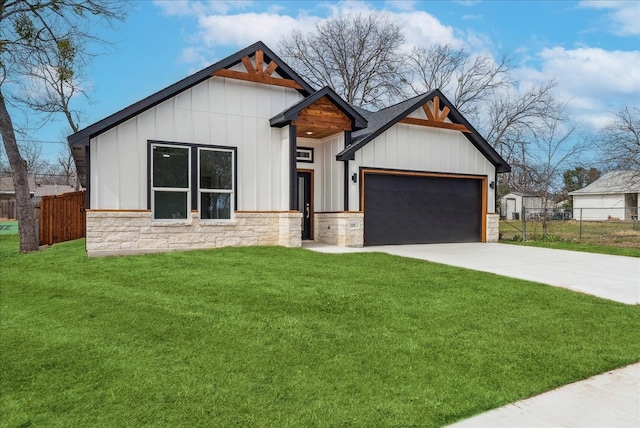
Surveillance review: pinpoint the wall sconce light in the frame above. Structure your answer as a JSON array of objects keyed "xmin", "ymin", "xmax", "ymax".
[
  {"xmin": 489, "ymin": 181, "xmax": 495, "ymax": 189},
  {"xmin": 351, "ymin": 173, "xmax": 358, "ymax": 183}
]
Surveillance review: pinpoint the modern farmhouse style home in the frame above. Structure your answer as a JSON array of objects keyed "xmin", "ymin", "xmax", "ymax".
[{"xmin": 68, "ymin": 41, "xmax": 510, "ymax": 256}]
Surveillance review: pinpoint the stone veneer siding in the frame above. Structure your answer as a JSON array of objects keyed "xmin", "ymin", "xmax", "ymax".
[
  {"xmin": 314, "ymin": 212, "xmax": 364, "ymax": 247},
  {"xmin": 86, "ymin": 210, "xmax": 302, "ymax": 256},
  {"xmin": 486, "ymin": 213, "xmax": 499, "ymax": 243}
]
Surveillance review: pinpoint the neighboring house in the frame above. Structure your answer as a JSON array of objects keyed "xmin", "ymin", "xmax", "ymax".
[
  {"xmin": 34, "ymin": 184, "xmax": 76, "ymax": 199},
  {"xmin": 0, "ymin": 176, "xmax": 36, "ymax": 219},
  {"xmin": 570, "ymin": 171, "xmax": 640, "ymax": 220},
  {"xmin": 500, "ymin": 192, "xmax": 543, "ymax": 220},
  {"xmin": 68, "ymin": 41, "xmax": 510, "ymax": 256}
]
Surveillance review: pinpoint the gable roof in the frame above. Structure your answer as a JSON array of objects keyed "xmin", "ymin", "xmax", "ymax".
[
  {"xmin": 502, "ymin": 192, "xmax": 542, "ymax": 198},
  {"xmin": 0, "ymin": 176, "xmax": 36, "ymax": 194},
  {"xmin": 569, "ymin": 171, "xmax": 640, "ymax": 195},
  {"xmin": 336, "ymin": 89, "xmax": 510, "ymax": 173},
  {"xmin": 270, "ymin": 86, "xmax": 367, "ymax": 130},
  {"xmin": 68, "ymin": 41, "xmax": 314, "ymax": 149}
]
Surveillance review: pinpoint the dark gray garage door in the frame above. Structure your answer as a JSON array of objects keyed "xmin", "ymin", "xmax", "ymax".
[{"xmin": 363, "ymin": 172, "xmax": 483, "ymax": 246}]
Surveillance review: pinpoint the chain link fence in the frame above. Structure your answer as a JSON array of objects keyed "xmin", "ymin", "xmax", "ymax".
[{"xmin": 500, "ymin": 206, "xmax": 640, "ymax": 248}]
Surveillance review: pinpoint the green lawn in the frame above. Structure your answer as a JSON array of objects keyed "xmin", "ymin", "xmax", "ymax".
[
  {"xmin": 500, "ymin": 219, "xmax": 640, "ymax": 250},
  {"xmin": 1, "ymin": 236, "xmax": 639, "ymax": 427}
]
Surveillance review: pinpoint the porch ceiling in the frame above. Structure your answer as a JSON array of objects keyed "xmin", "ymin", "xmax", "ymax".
[{"xmin": 295, "ymin": 124, "xmax": 344, "ymax": 140}]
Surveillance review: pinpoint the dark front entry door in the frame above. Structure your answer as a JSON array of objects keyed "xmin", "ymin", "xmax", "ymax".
[{"xmin": 297, "ymin": 171, "xmax": 312, "ymax": 240}]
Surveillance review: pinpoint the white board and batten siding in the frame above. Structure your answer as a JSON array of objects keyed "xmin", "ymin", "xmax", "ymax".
[
  {"xmin": 347, "ymin": 121, "xmax": 497, "ymax": 212},
  {"xmin": 89, "ymin": 76, "xmax": 304, "ymax": 211}
]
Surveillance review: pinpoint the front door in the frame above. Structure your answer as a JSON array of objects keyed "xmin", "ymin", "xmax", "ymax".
[{"xmin": 297, "ymin": 170, "xmax": 313, "ymax": 240}]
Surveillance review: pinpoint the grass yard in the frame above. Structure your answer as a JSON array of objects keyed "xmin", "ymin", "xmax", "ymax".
[
  {"xmin": 500, "ymin": 219, "xmax": 640, "ymax": 252},
  {"xmin": 1, "ymin": 236, "xmax": 639, "ymax": 427},
  {"xmin": 500, "ymin": 239, "xmax": 640, "ymax": 257}
]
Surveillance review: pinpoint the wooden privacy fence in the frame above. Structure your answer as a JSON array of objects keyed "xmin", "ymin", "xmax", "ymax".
[
  {"xmin": 0, "ymin": 199, "xmax": 17, "ymax": 219},
  {"xmin": 40, "ymin": 191, "xmax": 86, "ymax": 245}
]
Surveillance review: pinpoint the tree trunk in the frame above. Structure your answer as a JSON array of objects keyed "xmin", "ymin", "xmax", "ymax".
[{"xmin": 0, "ymin": 88, "xmax": 39, "ymax": 252}]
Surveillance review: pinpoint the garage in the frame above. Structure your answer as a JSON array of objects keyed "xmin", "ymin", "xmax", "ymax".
[{"xmin": 363, "ymin": 171, "xmax": 484, "ymax": 246}]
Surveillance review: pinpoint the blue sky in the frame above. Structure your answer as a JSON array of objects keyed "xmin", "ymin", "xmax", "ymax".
[{"xmin": 16, "ymin": 0, "xmax": 640, "ymax": 161}]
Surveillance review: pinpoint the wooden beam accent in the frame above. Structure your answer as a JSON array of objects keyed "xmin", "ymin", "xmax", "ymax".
[
  {"xmin": 241, "ymin": 56, "xmax": 256, "ymax": 74},
  {"xmin": 255, "ymin": 50, "xmax": 264, "ymax": 75},
  {"xmin": 264, "ymin": 61, "xmax": 278, "ymax": 77},
  {"xmin": 213, "ymin": 49, "xmax": 296, "ymax": 89},
  {"xmin": 212, "ymin": 68, "xmax": 304, "ymax": 90},
  {"xmin": 400, "ymin": 117, "xmax": 470, "ymax": 133},
  {"xmin": 423, "ymin": 96, "xmax": 452, "ymax": 122},
  {"xmin": 439, "ymin": 106, "xmax": 450, "ymax": 122},
  {"xmin": 433, "ymin": 96, "xmax": 440, "ymax": 118},
  {"xmin": 294, "ymin": 118, "xmax": 352, "ymax": 131},
  {"xmin": 423, "ymin": 104, "xmax": 435, "ymax": 121}
]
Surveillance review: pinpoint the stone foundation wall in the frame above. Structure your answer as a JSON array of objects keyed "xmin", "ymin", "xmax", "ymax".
[
  {"xmin": 314, "ymin": 212, "xmax": 364, "ymax": 247},
  {"xmin": 486, "ymin": 213, "xmax": 499, "ymax": 243},
  {"xmin": 86, "ymin": 210, "xmax": 302, "ymax": 256}
]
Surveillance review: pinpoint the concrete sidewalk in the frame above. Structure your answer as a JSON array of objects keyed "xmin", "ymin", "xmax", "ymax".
[
  {"xmin": 304, "ymin": 241, "xmax": 640, "ymax": 426},
  {"xmin": 447, "ymin": 362, "xmax": 640, "ymax": 428}
]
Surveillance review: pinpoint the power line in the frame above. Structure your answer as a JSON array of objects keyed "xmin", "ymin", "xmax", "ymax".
[{"xmin": 18, "ymin": 139, "xmax": 67, "ymax": 145}]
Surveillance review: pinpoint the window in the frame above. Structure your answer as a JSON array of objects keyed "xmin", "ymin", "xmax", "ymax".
[
  {"xmin": 199, "ymin": 148, "xmax": 233, "ymax": 220},
  {"xmin": 152, "ymin": 145, "xmax": 190, "ymax": 219},
  {"xmin": 150, "ymin": 142, "xmax": 235, "ymax": 221}
]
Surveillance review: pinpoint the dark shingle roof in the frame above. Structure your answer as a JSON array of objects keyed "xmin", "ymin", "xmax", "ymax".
[{"xmin": 336, "ymin": 90, "xmax": 510, "ymax": 173}]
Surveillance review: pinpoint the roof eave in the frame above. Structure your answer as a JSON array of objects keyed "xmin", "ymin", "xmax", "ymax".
[
  {"xmin": 336, "ymin": 89, "xmax": 511, "ymax": 173},
  {"xmin": 68, "ymin": 41, "xmax": 315, "ymax": 148},
  {"xmin": 270, "ymin": 86, "xmax": 368, "ymax": 130}
]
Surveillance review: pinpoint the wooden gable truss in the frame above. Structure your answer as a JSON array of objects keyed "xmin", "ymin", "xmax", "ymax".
[
  {"xmin": 400, "ymin": 96, "xmax": 470, "ymax": 133},
  {"xmin": 212, "ymin": 49, "xmax": 304, "ymax": 90},
  {"xmin": 295, "ymin": 96, "xmax": 353, "ymax": 139}
]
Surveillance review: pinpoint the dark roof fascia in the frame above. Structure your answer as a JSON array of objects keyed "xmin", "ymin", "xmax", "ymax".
[
  {"xmin": 270, "ymin": 86, "xmax": 367, "ymax": 130},
  {"xmin": 68, "ymin": 41, "xmax": 315, "ymax": 147},
  {"xmin": 336, "ymin": 89, "xmax": 511, "ymax": 173},
  {"xmin": 336, "ymin": 91, "xmax": 435, "ymax": 161}
]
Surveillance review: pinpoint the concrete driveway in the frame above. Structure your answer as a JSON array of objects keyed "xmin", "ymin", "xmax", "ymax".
[{"xmin": 305, "ymin": 242, "xmax": 640, "ymax": 305}]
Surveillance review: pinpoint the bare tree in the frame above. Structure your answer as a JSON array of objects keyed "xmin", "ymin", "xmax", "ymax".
[
  {"xmin": 0, "ymin": 0, "xmax": 126, "ymax": 252},
  {"xmin": 408, "ymin": 44, "xmax": 511, "ymax": 118},
  {"xmin": 596, "ymin": 106, "xmax": 640, "ymax": 171},
  {"xmin": 484, "ymin": 81, "xmax": 563, "ymax": 192},
  {"xmin": 57, "ymin": 144, "xmax": 76, "ymax": 186},
  {"xmin": 18, "ymin": 141, "xmax": 45, "ymax": 176},
  {"xmin": 279, "ymin": 14, "xmax": 408, "ymax": 109},
  {"xmin": 526, "ymin": 117, "xmax": 583, "ymax": 235}
]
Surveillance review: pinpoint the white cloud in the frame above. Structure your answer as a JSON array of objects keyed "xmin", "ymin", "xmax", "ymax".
[
  {"xmin": 579, "ymin": 1, "xmax": 640, "ymax": 36},
  {"xmin": 154, "ymin": 0, "xmax": 253, "ymax": 16},
  {"xmin": 154, "ymin": 1, "xmax": 467, "ymax": 67},
  {"xmin": 151, "ymin": 0, "xmax": 639, "ymax": 133},
  {"xmin": 195, "ymin": 12, "xmax": 319, "ymax": 47},
  {"xmin": 515, "ymin": 46, "xmax": 640, "ymax": 128},
  {"xmin": 384, "ymin": 1, "xmax": 416, "ymax": 12}
]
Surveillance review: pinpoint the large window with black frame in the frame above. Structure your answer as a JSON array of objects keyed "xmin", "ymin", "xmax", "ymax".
[{"xmin": 151, "ymin": 143, "xmax": 234, "ymax": 221}]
